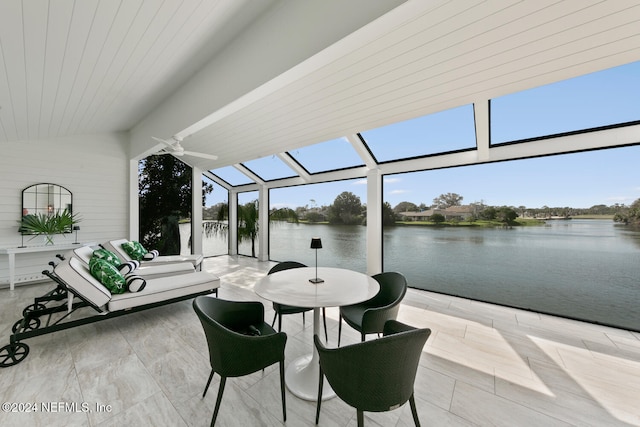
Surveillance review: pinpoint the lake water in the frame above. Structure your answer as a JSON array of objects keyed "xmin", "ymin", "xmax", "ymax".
[{"xmin": 182, "ymin": 219, "xmax": 640, "ymax": 331}]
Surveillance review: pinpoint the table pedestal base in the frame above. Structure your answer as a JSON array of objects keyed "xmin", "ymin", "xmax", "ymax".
[{"xmin": 285, "ymin": 353, "xmax": 335, "ymax": 401}]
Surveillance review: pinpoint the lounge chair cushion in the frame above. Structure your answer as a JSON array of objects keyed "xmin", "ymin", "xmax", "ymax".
[
  {"xmin": 73, "ymin": 246, "xmax": 99, "ymax": 264},
  {"xmin": 104, "ymin": 239, "xmax": 203, "ymax": 270},
  {"xmin": 64, "ymin": 257, "xmax": 220, "ymax": 312},
  {"xmin": 73, "ymin": 246, "xmax": 193, "ymax": 279},
  {"xmin": 62, "ymin": 258, "xmax": 112, "ymax": 309},
  {"xmin": 107, "ymin": 270, "xmax": 220, "ymax": 311},
  {"xmin": 89, "ymin": 257, "xmax": 126, "ymax": 294}
]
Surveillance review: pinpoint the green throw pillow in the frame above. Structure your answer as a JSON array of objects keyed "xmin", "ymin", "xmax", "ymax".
[
  {"xmin": 121, "ymin": 240, "xmax": 147, "ymax": 261},
  {"xmin": 92, "ymin": 248, "xmax": 121, "ymax": 267},
  {"xmin": 89, "ymin": 257, "xmax": 126, "ymax": 294},
  {"xmin": 132, "ymin": 240, "xmax": 148, "ymax": 255}
]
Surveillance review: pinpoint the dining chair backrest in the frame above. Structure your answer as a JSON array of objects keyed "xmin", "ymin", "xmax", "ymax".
[
  {"xmin": 268, "ymin": 261, "xmax": 307, "ymax": 275},
  {"xmin": 338, "ymin": 271, "xmax": 409, "ymax": 346},
  {"xmin": 193, "ymin": 296, "xmax": 286, "ymax": 378},
  {"xmin": 267, "ymin": 260, "xmax": 328, "ymax": 341},
  {"xmin": 368, "ymin": 271, "xmax": 407, "ymax": 310},
  {"xmin": 193, "ymin": 296, "xmax": 288, "ymax": 425},
  {"xmin": 315, "ymin": 320, "xmax": 431, "ymax": 425},
  {"xmin": 358, "ymin": 271, "xmax": 407, "ymax": 335}
]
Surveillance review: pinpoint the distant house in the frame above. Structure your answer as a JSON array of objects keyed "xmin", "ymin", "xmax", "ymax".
[
  {"xmin": 399, "ymin": 206, "xmax": 475, "ymax": 221},
  {"xmin": 398, "ymin": 210, "xmax": 434, "ymax": 221},
  {"xmin": 442, "ymin": 206, "xmax": 474, "ymax": 220}
]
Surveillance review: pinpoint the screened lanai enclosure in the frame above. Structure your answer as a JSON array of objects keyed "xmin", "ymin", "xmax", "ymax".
[
  {"xmin": 125, "ymin": 2, "xmax": 640, "ymax": 334},
  {"xmin": 1, "ymin": 2, "xmax": 640, "ymax": 425},
  {"xmin": 161, "ymin": 58, "xmax": 640, "ymax": 332},
  {"xmin": 1, "ymin": 1, "xmax": 637, "ymax": 332}
]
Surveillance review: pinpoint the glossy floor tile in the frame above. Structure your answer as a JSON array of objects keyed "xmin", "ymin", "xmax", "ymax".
[{"xmin": 1, "ymin": 255, "xmax": 638, "ymax": 426}]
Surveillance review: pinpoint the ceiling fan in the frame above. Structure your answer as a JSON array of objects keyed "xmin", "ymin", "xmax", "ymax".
[{"xmin": 151, "ymin": 136, "xmax": 218, "ymax": 160}]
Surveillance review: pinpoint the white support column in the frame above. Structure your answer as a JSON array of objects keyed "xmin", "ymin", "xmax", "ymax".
[
  {"xmin": 258, "ymin": 185, "xmax": 269, "ymax": 261},
  {"xmin": 229, "ymin": 190, "xmax": 238, "ymax": 255},
  {"xmin": 192, "ymin": 167, "xmax": 203, "ymax": 255},
  {"xmin": 475, "ymin": 99, "xmax": 491, "ymax": 162},
  {"xmin": 366, "ymin": 168, "xmax": 383, "ymax": 275},
  {"xmin": 129, "ymin": 158, "xmax": 139, "ymax": 240}
]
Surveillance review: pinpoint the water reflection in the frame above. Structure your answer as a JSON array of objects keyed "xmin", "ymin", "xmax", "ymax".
[
  {"xmin": 618, "ymin": 225, "xmax": 640, "ymax": 250},
  {"xmin": 271, "ymin": 222, "xmax": 367, "ymax": 272},
  {"xmin": 186, "ymin": 219, "xmax": 640, "ymax": 331}
]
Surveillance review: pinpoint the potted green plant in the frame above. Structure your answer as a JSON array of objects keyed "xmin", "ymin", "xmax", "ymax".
[{"xmin": 19, "ymin": 209, "xmax": 81, "ymax": 245}]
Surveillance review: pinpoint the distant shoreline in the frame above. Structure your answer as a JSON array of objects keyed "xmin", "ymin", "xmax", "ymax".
[
  {"xmin": 570, "ymin": 214, "xmax": 614, "ymax": 219},
  {"xmin": 192, "ymin": 215, "xmax": 614, "ymax": 227}
]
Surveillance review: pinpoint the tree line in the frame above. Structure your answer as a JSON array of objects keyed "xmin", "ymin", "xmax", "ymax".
[
  {"xmin": 138, "ymin": 155, "xmax": 640, "ymax": 255},
  {"xmin": 613, "ymin": 198, "xmax": 640, "ymax": 225},
  {"xmin": 206, "ymin": 191, "xmax": 640, "ymax": 228}
]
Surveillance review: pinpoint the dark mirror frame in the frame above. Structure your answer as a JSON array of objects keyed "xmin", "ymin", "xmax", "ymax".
[{"xmin": 21, "ymin": 183, "xmax": 73, "ymax": 234}]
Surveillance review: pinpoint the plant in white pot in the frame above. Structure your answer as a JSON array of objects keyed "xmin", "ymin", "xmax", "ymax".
[{"xmin": 19, "ymin": 209, "xmax": 81, "ymax": 245}]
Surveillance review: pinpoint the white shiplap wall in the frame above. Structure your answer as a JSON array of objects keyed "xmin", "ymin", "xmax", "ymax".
[{"xmin": 0, "ymin": 133, "xmax": 130, "ymax": 286}]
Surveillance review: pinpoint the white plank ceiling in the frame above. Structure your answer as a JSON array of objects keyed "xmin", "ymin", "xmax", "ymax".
[
  {"xmin": 182, "ymin": 0, "xmax": 640, "ymax": 171},
  {"xmin": 1, "ymin": 0, "xmax": 639, "ymax": 171},
  {"xmin": 0, "ymin": 0, "xmax": 272, "ymax": 142}
]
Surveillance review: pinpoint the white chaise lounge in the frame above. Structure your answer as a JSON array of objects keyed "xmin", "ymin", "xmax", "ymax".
[
  {"xmin": 103, "ymin": 239, "xmax": 204, "ymax": 270},
  {"xmin": 0, "ymin": 253, "xmax": 219, "ymax": 367},
  {"xmin": 71, "ymin": 246, "xmax": 195, "ymax": 279},
  {"xmin": 61, "ymin": 256, "xmax": 218, "ymax": 312}
]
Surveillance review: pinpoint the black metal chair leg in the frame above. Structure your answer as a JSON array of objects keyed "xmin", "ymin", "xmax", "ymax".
[
  {"xmin": 271, "ymin": 312, "xmax": 277, "ymax": 328},
  {"xmin": 409, "ymin": 393, "xmax": 421, "ymax": 427},
  {"xmin": 211, "ymin": 376, "xmax": 227, "ymax": 427},
  {"xmin": 337, "ymin": 315, "xmax": 342, "ymax": 347},
  {"xmin": 302, "ymin": 311, "xmax": 306, "ymax": 325},
  {"xmin": 315, "ymin": 366, "xmax": 324, "ymax": 424},
  {"xmin": 357, "ymin": 409, "xmax": 364, "ymax": 427},
  {"xmin": 322, "ymin": 308, "xmax": 328, "ymax": 342},
  {"xmin": 280, "ymin": 360, "xmax": 287, "ymax": 422},
  {"xmin": 278, "ymin": 313, "xmax": 282, "ymax": 332},
  {"xmin": 203, "ymin": 369, "xmax": 215, "ymax": 398}
]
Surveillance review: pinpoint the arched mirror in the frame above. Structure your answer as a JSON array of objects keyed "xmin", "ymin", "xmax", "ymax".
[{"xmin": 21, "ymin": 183, "xmax": 73, "ymax": 234}]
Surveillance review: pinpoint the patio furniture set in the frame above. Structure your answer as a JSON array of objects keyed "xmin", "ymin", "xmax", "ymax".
[{"xmin": 0, "ymin": 242, "xmax": 430, "ymax": 426}]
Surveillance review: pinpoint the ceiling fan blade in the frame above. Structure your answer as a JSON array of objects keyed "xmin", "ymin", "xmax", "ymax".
[
  {"xmin": 151, "ymin": 136, "xmax": 177, "ymax": 149},
  {"xmin": 183, "ymin": 150, "xmax": 218, "ymax": 160}
]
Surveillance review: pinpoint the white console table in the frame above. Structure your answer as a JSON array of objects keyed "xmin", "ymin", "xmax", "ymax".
[{"xmin": 0, "ymin": 242, "xmax": 96, "ymax": 290}]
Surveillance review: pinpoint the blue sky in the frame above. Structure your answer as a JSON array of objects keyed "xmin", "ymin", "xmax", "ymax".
[
  {"xmin": 264, "ymin": 145, "xmax": 640, "ymax": 210},
  {"xmin": 210, "ymin": 61, "xmax": 640, "ymax": 210}
]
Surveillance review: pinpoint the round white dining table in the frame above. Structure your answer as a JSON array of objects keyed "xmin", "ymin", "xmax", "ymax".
[{"xmin": 254, "ymin": 267, "xmax": 379, "ymax": 401}]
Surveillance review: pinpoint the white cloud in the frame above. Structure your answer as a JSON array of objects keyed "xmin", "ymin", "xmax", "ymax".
[
  {"xmin": 353, "ymin": 179, "xmax": 367, "ymax": 185},
  {"xmin": 390, "ymin": 189, "xmax": 410, "ymax": 195},
  {"xmin": 383, "ymin": 177, "xmax": 401, "ymax": 184}
]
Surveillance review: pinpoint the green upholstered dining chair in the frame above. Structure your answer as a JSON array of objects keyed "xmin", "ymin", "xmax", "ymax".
[
  {"xmin": 337, "ymin": 271, "xmax": 407, "ymax": 346},
  {"xmin": 193, "ymin": 296, "xmax": 287, "ymax": 426},
  {"xmin": 268, "ymin": 261, "xmax": 328, "ymax": 341},
  {"xmin": 314, "ymin": 320, "xmax": 431, "ymax": 426}
]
